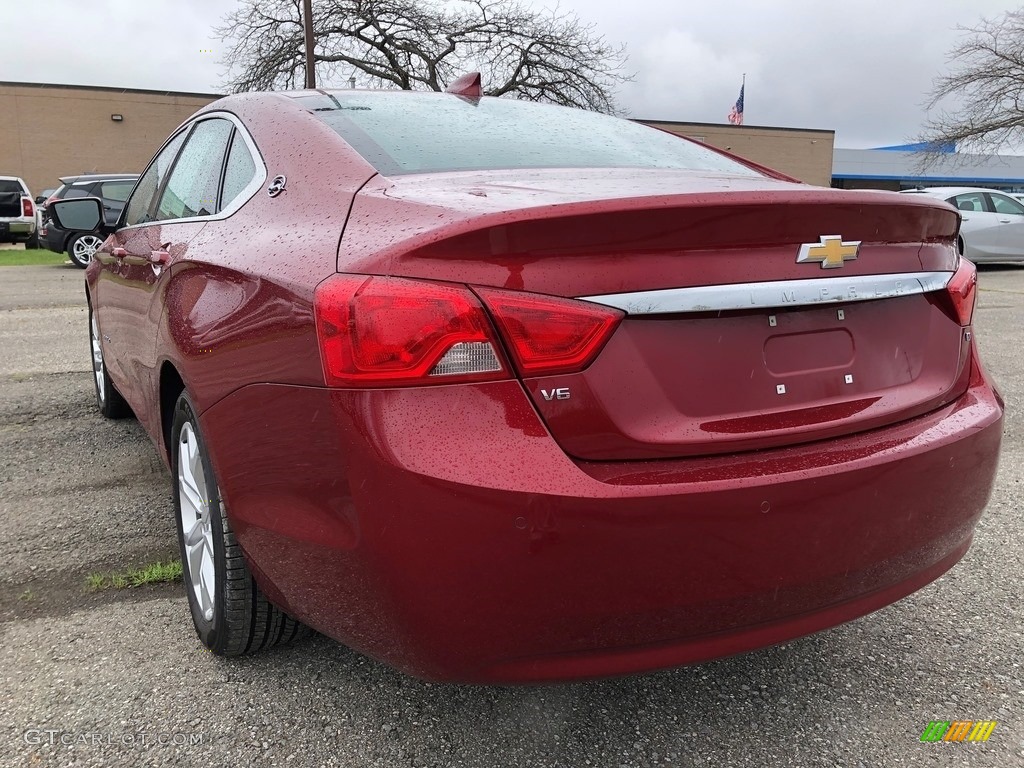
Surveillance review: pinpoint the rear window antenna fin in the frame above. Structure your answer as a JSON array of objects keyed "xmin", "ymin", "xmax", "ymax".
[{"xmin": 446, "ymin": 72, "xmax": 482, "ymax": 99}]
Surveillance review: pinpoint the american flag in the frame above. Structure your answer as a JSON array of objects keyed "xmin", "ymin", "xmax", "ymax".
[{"xmin": 727, "ymin": 83, "xmax": 744, "ymax": 125}]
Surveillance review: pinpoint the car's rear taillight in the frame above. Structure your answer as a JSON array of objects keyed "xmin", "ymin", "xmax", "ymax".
[
  {"xmin": 944, "ymin": 257, "xmax": 978, "ymax": 326},
  {"xmin": 21, "ymin": 197, "xmax": 33, "ymax": 217},
  {"xmin": 314, "ymin": 275, "xmax": 509, "ymax": 387},
  {"xmin": 475, "ymin": 287, "xmax": 623, "ymax": 377}
]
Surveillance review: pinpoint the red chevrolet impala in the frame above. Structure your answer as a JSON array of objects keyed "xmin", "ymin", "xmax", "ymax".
[{"xmin": 48, "ymin": 87, "xmax": 1003, "ymax": 683}]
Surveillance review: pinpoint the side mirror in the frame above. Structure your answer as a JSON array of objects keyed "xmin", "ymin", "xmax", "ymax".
[
  {"xmin": 48, "ymin": 197, "xmax": 105, "ymax": 233},
  {"xmin": 34, "ymin": 195, "xmax": 46, "ymax": 205}
]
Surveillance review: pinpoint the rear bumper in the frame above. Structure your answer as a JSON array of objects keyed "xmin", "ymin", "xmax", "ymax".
[
  {"xmin": 43, "ymin": 225, "xmax": 67, "ymax": 254},
  {"xmin": 0, "ymin": 219, "xmax": 34, "ymax": 239},
  {"xmin": 201, "ymin": 349, "xmax": 1003, "ymax": 683}
]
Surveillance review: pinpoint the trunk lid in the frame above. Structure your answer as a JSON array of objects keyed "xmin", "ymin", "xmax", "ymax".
[
  {"xmin": 351, "ymin": 170, "xmax": 965, "ymax": 459},
  {"xmin": 522, "ymin": 287, "xmax": 969, "ymax": 459}
]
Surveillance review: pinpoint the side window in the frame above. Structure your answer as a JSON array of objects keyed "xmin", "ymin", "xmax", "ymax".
[
  {"xmin": 219, "ymin": 130, "xmax": 258, "ymax": 210},
  {"xmin": 154, "ymin": 119, "xmax": 233, "ymax": 221},
  {"xmin": 63, "ymin": 187, "xmax": 89, "ymax": 200},
  {"xmin": 123, "ymin": 130, "xmax": 188, "ymax": 226},
  {"xmin": 100, "ymin": 181, "xmax": 134, "ymax": 204},
  {"xmin": 950, "ymin": 193, "xmax": 986, "ymax": 213},
  {"xmin": 988, "ymin": 193, "xmax": 1024, "ymax": 216}
]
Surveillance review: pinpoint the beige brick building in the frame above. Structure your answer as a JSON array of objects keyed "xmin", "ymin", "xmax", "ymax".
[
  {"xmin": 640, "ymin": 120, "xmax": 835, "ymax": 187},
  {"xmin": 1, "ymin": 82, "xmax": 835, "ymax": 196},
  {"xmin": 0, "ymin": 82, "xmax": 220, "ymax": 195}
]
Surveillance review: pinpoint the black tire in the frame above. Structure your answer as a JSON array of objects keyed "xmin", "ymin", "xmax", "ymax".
[
  {"xmin": 67, "ymin": 232, "xmax": 103, "ymax": 268},
  {"xmin": 26, "ymin": 232, "xmax": 40, "ymax": 249},
  {"xmin": 170, "ymin": 392, "xmax": 308, "ymax": 656},
  {"xmin": 88, "ymin": 305, "xmax": 131, "ymax": 419},
  {"xmin": 957, "ymin": 236, "xmax": 965, "ymax": 257}
]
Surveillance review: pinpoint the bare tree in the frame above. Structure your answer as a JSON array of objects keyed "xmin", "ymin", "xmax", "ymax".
[
  {"xmin": 216, "ymin": 0, "xmax": 630, "ymax": 114},
  {"xmin": 920, "ymin": 10, "xmax": 1024, "ymax": 155}
]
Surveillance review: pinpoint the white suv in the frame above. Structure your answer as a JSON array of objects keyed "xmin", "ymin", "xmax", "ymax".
[{"xmin": 0, "ymin": 176, "xmax": 38, "ymax": 247}]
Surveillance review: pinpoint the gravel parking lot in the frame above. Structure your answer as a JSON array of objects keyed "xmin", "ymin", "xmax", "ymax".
[{"xmin": 1, "ymin": 262, "xmax": 1022, "ymax": 768}]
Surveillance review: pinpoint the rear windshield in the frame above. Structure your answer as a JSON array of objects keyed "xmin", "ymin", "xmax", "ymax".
[
  {"xmin": 0, "ymin": 180, "xmax": 25, "ymax": 195},
  {"xmin": 303, "ymin": 92, "xmax": 761, "ymax": 177}
]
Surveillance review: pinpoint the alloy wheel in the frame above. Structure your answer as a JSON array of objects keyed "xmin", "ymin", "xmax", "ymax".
[
  {"xmin": 90, "ymin": 312, "xmax": 105, "ymax": 404},
  {"xmin": 72, "ymin": 235, "xmax": 103, "ymax": 266},
  {"xmin": 178, "ymin": 422, "xmax": 216, "ymax": 622}
]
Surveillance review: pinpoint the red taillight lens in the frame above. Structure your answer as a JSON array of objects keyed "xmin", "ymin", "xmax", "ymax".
[
  {"xmin": 21, "ymin": 197, "xmax": 33, "ymax": 217},
  {"xmin": 314, "ymin": 275, "xmax": 508, "ymax": 387},
  {"xmin": 476, "ymin": 287, "xmax": 624, "ymax": 377},
  {"xmin": 944, "ymin": 257, "xmax": 977, "ymax": 326}
]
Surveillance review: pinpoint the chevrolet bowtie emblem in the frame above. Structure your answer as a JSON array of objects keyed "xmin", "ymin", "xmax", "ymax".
[{"xmin": 796, "ymin": 235, "xmax": 860, "ymax": 269}]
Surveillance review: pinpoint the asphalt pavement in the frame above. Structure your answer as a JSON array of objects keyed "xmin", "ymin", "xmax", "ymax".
[{"xmin": 1, "ymin": 262, "xmax": 1022, "ymax": 768}]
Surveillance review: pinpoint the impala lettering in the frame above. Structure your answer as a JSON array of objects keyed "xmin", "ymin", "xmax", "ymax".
[
  {"xmin": 541, "ymin": 387, "xmax": 571, "ymax": 401},
  {"xmin": 586, "ymin": 273, "xmax": 951, "ymax": 316}
]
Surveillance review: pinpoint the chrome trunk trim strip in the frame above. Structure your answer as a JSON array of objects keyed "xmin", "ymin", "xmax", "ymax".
[{"xmin": 578, "ymin": 271, "xmax": 952, "ymax": 315}]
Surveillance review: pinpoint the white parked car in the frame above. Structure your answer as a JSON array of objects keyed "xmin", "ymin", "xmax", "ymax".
[
  {"xmin": 902, "ymin": 186, "xmax": 1024, "ymax": 263},
  {"xmin": 0, "ymin": 176, "xmax": 38, "ymax": 247}
]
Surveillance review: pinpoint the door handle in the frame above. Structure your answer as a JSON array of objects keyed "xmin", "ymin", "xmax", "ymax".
[
  {"xmin": 999, "ymin": 218, "xmax": 1012, "ymax": 223},
  {"xmin": 111, "ymin": 247, "xmax": 128, "ymax": 258},
  {"xmin": 149, "ymin": 250, "xmax": 170, "ymax": 265}
]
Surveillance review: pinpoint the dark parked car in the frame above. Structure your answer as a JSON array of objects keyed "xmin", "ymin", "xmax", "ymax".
[
  {"xmin": 42, "ymin": 173, "xmax": 137, "ymax": 267},
  {"xmin": 32, "ymin": 188, "xmax": 57, "ymax": 239},
  {"xmin": 34, "ymin": 188, "xmax": 57, "ymax": 207},
  {"xmin": 48, "ymin": 85, "xmax": 1003, "ymax": 683}
]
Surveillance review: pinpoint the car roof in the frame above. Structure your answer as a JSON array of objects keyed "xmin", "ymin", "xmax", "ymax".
[
  {"xmin": 901, "ymin": 186, "xmax": 1016, "ymax": 197},
  {"xmin": 59, "ymin": 173, "xmax": 139, "ymax": 184}
]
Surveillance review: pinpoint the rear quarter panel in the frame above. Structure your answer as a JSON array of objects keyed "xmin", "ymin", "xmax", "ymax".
[
  {"xmin": 158, "ymin": 97, "xmax": 379, "ymax": 416},
  {"xmin": 98, "ymin": 95, "xmax": 379, "ymax": 459}
]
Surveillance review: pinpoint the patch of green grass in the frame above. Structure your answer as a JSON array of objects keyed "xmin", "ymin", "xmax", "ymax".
[
  {"xmin": 86, "ymin": 573, "xmax": 106, "ymax": 591},
  {"xmin": 86, "ymin": 559, "xmax": 183, "ymax": 592},
  {"xmin": 18, "ymin": 588, "xmax": 34, "ymax": 602},
  {"xmin": 0, "ymin": 248, "xmax": 67, "ymax": 266}
]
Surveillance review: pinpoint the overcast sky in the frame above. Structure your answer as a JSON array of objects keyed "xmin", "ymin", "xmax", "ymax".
[{"xmin": 2, "ymin": 0, "xmax": 1019, "ymax": 148}]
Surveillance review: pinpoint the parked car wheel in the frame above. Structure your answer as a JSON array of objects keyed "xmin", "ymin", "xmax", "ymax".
[
  {"xmin": 25, "ymin": 232, "xmax": 39, "ymax": 249},
  {"xmin": 171, "ymin": 392, "xmax": 308, "ymax": 656},
  {"xmin": 68, "ymin": 233, "xmax": 103, "ymax": 268},
  {"xmin": 89, "ymin": 307, "xmax": 131, "ymax": 419}
]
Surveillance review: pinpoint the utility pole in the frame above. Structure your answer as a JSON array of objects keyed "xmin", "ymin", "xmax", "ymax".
[{"xmin": 302, "ymin": 0, "xmax": 316, "ymax": 89}]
